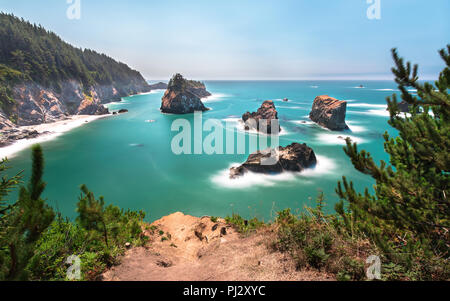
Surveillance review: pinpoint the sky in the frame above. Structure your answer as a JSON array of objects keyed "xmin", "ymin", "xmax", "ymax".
[{"xmin": 0, "ymin": 0, "xmax": 449, "ymax": 80}]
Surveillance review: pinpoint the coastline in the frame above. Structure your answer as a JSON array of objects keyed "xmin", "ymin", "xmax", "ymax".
[{"xmin": 0, "ymin": 114, "xmax": 110, "ymax": 159}]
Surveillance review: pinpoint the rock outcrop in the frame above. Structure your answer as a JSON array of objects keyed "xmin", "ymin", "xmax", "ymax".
[
  {"xmin": 242, "ymin": 100, "xmax": 281, "ymax": 134},
  {"xmin": 149, "ymin": 82, "xmax": 168, "ymax": 90},
  {"xmin": 230, "ymin": 143, "xmax": 317, "ymax": 178},
  {"xmin": 0, "ymin": 128, "xmax": 41, "ymax": 147},
  {"xmin": 160, "ymin": 74, "xmax": 210, "ymax": 114},
  {"xmin": 0, "ymin": 79, "xmax": 150, "ymax": 129},
  {"xmin": 309, "ymin": 95, "xmax": 349, "ymax": 131}
]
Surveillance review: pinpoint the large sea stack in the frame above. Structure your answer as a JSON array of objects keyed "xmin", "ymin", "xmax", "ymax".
[
  {"xmin": 309, "ymin": 95, "xmax": 349, "ymax": 131},
  {"xmin": 160, "ymin": 74, "xmax": 211, "ymax": 114},
  {"xmin": 242, "ymin": 100, "xmax": 281, "ymax": 134},
  {"xmin": 230, "ymin": 143, "xmax": 317, "ymax": 178}
]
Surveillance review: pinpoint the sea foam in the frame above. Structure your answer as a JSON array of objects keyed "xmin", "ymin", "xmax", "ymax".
[{"xmin": 211, "ymin": 155, "xmax": 337, "ymax": 189}]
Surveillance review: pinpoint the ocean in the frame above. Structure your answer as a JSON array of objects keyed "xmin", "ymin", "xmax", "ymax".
[{"xmin": 5, "ymin": 81, "xmax": 402, "ymax": 222}]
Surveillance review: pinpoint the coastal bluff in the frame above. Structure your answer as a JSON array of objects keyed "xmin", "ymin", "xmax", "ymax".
[
  {"xmin": 230, "ymin": 142, "xmax": 317, "ymax": 179},
  {"xmin": 101, "ymin": 212, "xmax": 332, "ymax": 281},
  {"xmin": 309, "ymin": 95, "xmax": 349, "ymax": 131},
  {"xmin": 160, "ymin": 74, "xmax": 211, "ymax": 114}
]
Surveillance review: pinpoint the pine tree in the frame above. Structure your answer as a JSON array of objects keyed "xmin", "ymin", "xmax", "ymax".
[
  {"xmin": 1, "ymin": 144, "xmax": 55, "ymax": 280},
  {"xmin": 76, "ymin": 185, "xmax": 109, "ymax": 247},
  {"xmin": 335, "ymin": 46, "xmax": 449, "ymax": 279}
]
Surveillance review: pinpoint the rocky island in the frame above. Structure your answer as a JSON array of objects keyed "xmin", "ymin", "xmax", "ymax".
[
  {"xmin": 309, "ymin": 95, "xmax": 349, "ymax": 131},
  {"xmin": 160, "ymin": 74, "xmax": 211, "ymax": 114},
  {"xmin": 230, "ymin": 142, "xmax": 317, "ymax": 178},
  {"xmin": 242, "ymin": 100, "xmax": 281, "ymax": 134}
]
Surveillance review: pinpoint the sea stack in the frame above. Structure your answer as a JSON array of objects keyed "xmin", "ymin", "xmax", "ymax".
[
  {"xmin": 230, "ymin": 143, "xmax": 317, "ymax": 179},
  {"xmin": 242, "ymin": 100, "xmax": 281, "ymax": 134},
  {"xmin": 160, "ymin": 74, "xmax": 211, "ymax": 114},
  {"xmin": 309, "ymin": 95, "xmax": 349, "ymax": 131}
]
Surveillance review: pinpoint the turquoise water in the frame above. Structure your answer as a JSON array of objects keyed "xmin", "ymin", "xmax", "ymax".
[{"xmin": 6, "ymin": 81, "xmax": 401, "ymax": 222}]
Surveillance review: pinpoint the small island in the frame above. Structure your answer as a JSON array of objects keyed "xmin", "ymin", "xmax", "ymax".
[
  {"xmin": 230, "ymin": 142, "xmax": 317, "ymax": 178},
  {"xmin": 309, "ymin": 95, "xmax": 349, "ymax": 131},
  {"xmin": 160, "ymin": 74, "xmax": 211, "ymax": 114},
  {"xmin": 242, "ymin": 100, "xmax": 281, "ymax": 134}
]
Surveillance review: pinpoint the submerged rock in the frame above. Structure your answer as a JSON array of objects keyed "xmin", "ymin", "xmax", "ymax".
[
  {"xmin": 160, "ymin": 74, "xmax": 210, "ymax": 114},
  {"xmin": 309, "ymin": 95, "xmax": 349, "ymax": 131},
  {"xmin": 229, "ymin": 142, "xmax": 317, "ymax": 179},
  {"xmin": 118, "ymin": 109, "xmax": 129, "ymax": 114},
  {"xmin": 242, "ymin": 100, "xmax": 281, "ymax": 134}
]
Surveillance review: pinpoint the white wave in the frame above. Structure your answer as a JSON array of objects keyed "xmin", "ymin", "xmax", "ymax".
[
  {"xmin": 348, "ymin": 109, "xmax": 390, "ymax": 117},
  {"xmin": 348, "ymin": 103, "xmax": 387, "ymax": 109},
  {"xmin": 276, "ymin": 105, "xmax": 304, "ymax": 110},
  {"xmin": 300, "ymin": 155, "xmax": 337, "ymax": 177},
  {"xmin": 0, "ymin": 115, "xmax": 109, "ymax": 159},
  {"xmin": 315, "ymin": 132, "xmax": 366, "ymax": 145},
  {"xmin": 203, "ymin": 93, "xmax": 229, "ymax": 102},
  {"xmin": 310, "ymin": 86, "xmax": 319, "ymax": 88},
  {"xmin": 212, "ymin": 164, "xmax": 298, "ymax": 188},
  {"xmin": 222, "ymin": 118, "xmax": 289, "ymax": 136},
  {"xmin": 211, "ymin": 155, "xmax": 337, "ymax": 189},
  {"xmin": 372, "ymin": 88, "xmax": 398, "ymax": 92},
  {"xmin": 346, "ymin": 121, "xmax": 367, "ymax": 133}
]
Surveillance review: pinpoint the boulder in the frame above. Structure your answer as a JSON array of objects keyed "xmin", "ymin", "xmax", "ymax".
[
  {"xmin": 242, "ymin": 100, "xmax": 281, "ymax": 134},
  {"xmin": 160, "ymin": 74, "xmax": 210, "ymax": 114},
  {"xmin": 118, "ymin": 109, "xmax": 129, "ymax": 114},
  {"xmin": 230, "ymin": 142, "xmax": 317, "ymax": 178},
  {"xmin": 309, "ymin": 95, "xmax": 349, "ymax": 131}
]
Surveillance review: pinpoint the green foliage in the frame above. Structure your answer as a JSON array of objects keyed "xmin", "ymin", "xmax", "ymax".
[
  {"xmin": 274, "ymin": 197, "xmax": 373, "ymax": 280},
  {"xmin": 225, "ymin": 213, "xmax": 265, "ymax": 235},
  {"xmin": 335, "ymin": 46, "xmax": 450, "ymax": 280},
  {"xmin": 168, "ymin": 73, "xmax": 206, "ymax": 92},
  {"xmin": 0, "ymin": 13, "xmax": 149, "ymax": 120},
  {"xmin": 0, "ymin": 145, "xmax": 55, "ymax": 280},
  {"xmin": 210, "ymin": 216, "xmax": 218, "ymax": 223},
  {"xmin": 0, "ymin": 144, "xmax": 147, "ymax": 281}
]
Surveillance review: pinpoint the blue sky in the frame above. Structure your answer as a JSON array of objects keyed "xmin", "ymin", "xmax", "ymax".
[{"xmin": 0, "ymin": 0, "xmax": 448, "ymax": 80}]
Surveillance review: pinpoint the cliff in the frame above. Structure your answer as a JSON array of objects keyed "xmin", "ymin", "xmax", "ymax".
[
  {"xmin": 160, "ymin": 74, "xmax": 210, "ymax": 114},
  {"xmin": 0, "ymin": 13, "xmax": 150, "ymax": 129}
]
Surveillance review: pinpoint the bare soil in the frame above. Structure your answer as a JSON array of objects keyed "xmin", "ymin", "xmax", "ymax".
[{"xmin": 102, "ymin": 212, "xmax": 334, "ymax": 281}]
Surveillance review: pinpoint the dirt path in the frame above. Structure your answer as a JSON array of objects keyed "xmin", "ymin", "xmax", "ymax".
[{"xmin": 102, "ymin": 212, "xmax": 334, "ymax": 281}]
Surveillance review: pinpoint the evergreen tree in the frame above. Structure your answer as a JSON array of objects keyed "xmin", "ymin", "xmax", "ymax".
[
  {"xmin": 335, "ymin": 46, "xmax": 449, "ymax": 279},
  {"xmin": 0, "ymin": 145, "xmax": 54, "ymax": 280},
  {"xmin": 76, "ymin": 185, "xmax": 109, "ymax": 248}
]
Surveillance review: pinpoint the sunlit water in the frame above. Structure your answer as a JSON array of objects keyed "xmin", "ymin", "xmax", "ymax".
[{"xmin": 5, "ymin": 81, "xmax": 402, "ymax": 222}]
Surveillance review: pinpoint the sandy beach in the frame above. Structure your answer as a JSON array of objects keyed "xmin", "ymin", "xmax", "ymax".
[{"xmin": 0, "ymin": 114, "xmax": 110, "ymax": 159}]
